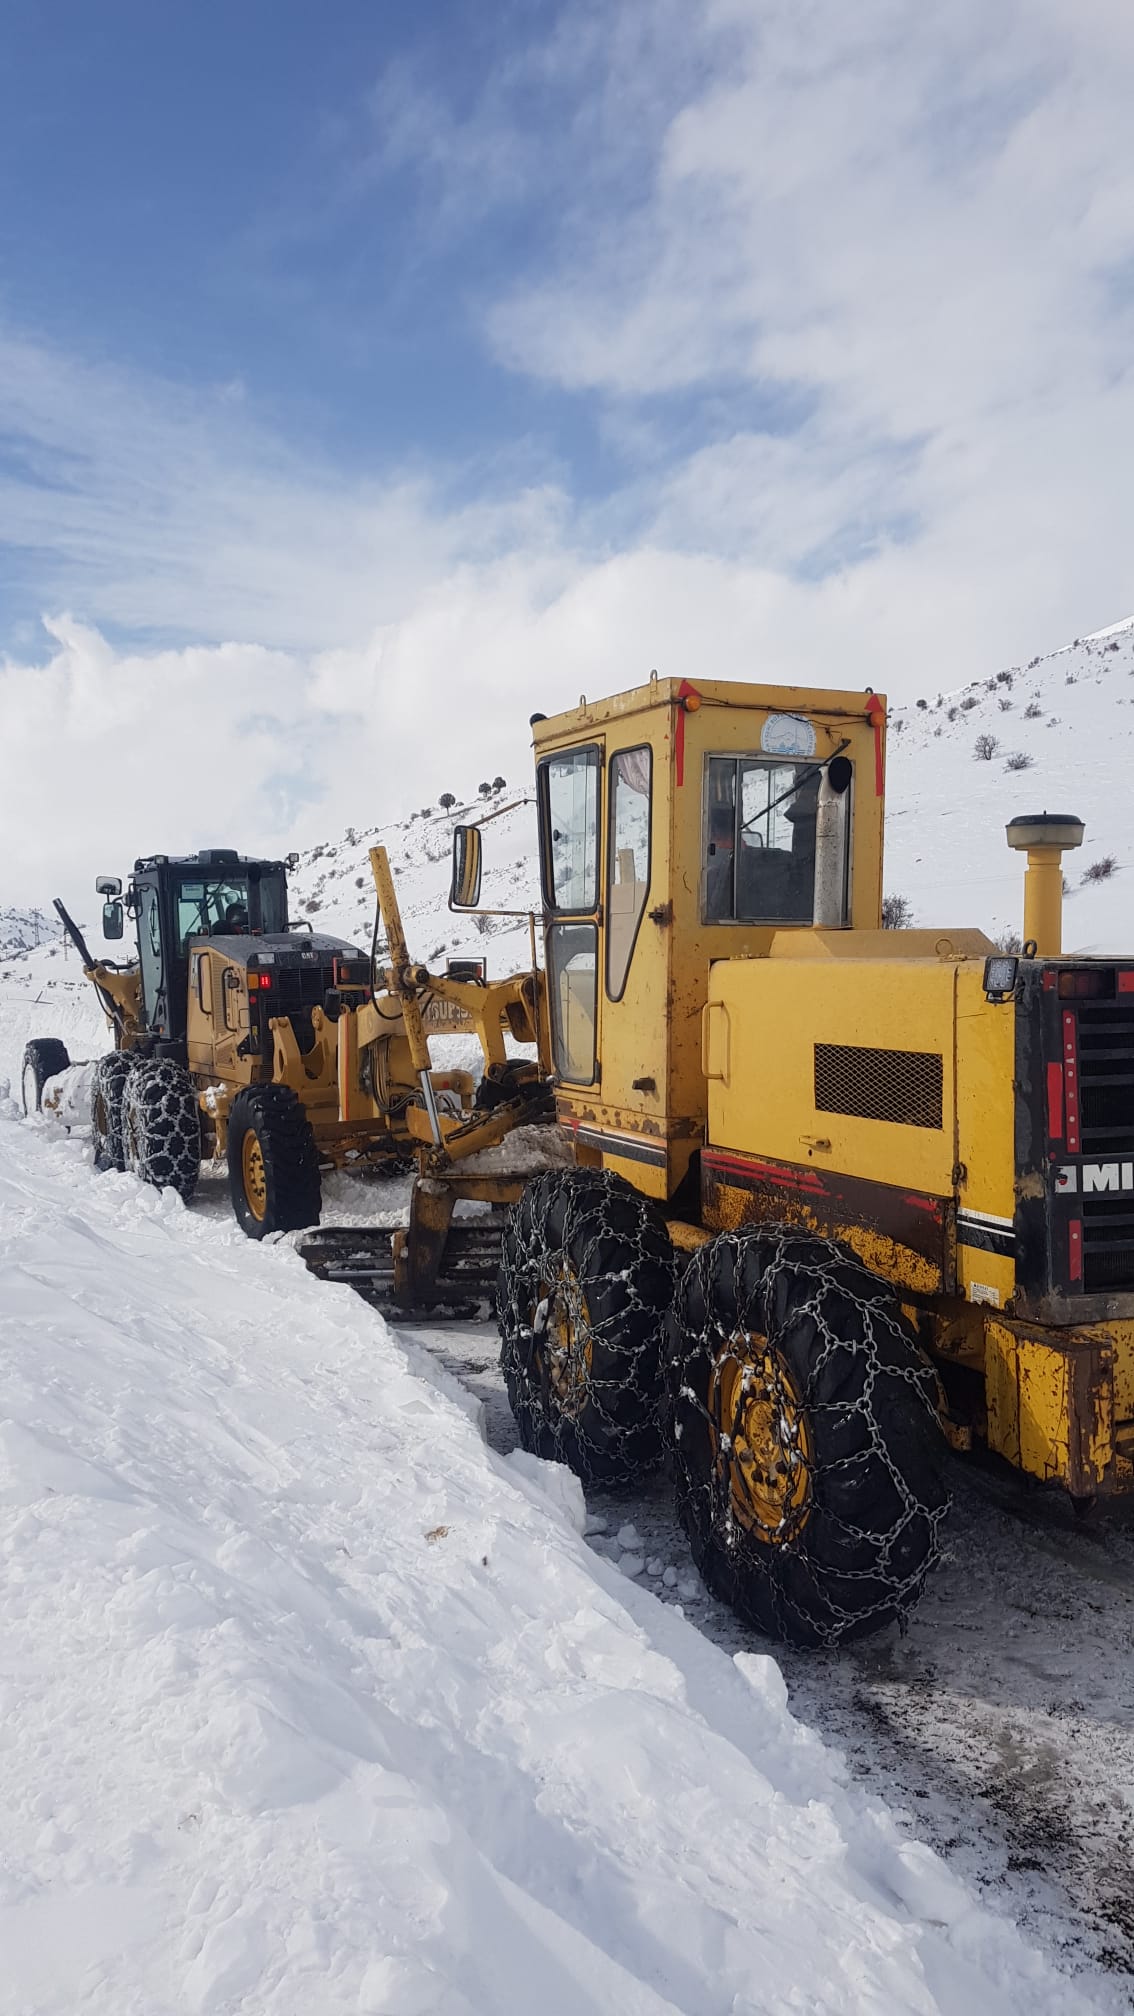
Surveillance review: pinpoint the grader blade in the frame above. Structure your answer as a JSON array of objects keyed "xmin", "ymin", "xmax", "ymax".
[{"xmin": 296, "ymin": 1208, "xmax": 508, "ymax": 1324}]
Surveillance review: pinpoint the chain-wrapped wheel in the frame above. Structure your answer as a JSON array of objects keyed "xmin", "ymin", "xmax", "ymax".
[
  {"xmin": 91, "ymin": 1052, "xmax": 134, "ymax": 1171},
  {"xmin": 122, "ymin": 1059, "xmax": 201, "ymax": 1202},
  {"xmin": 498, "ymin": 1167, "xmax": 676, "ymax": 1486},
  {"xmin": 669, "ymin": 1227, "xmax": 949, "ymax": 1646}
]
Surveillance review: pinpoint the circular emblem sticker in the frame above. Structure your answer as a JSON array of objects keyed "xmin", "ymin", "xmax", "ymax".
[{"xmin": 760, "ymin": 713, "xmax": 817, "ymax": 758}]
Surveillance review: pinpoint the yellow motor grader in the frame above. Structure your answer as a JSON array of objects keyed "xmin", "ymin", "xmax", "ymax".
[
  {"xmin": 439, "ymin": 671, "xmax": 1133, "ymax": 1648},
  {"xmin": 40, "ymin": 845, "xmax": 555, "ymax": 1310}
]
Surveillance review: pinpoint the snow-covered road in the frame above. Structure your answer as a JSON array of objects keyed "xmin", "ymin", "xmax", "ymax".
[
  {"xmin": 1, "ymin": 1108, "xmax": 1127, "ymax": 2014},
  {"xmin": 412, "ymin": 1324, "xmax": 1134, "ymax": 1996}
]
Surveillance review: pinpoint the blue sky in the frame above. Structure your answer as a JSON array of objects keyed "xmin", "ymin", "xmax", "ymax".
[{"xmin": 0, "ymin": 0, "xmax": 1132, "ymax": 896}]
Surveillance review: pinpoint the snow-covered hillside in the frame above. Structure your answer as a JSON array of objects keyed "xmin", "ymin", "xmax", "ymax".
[
  {"xmin": 888, "ymin": 616, "xmax": 1134, "ymax": 949},
  {"xmin": 287, "ymin": 616, "xmax": 1134, "ymax": 959},
  {"xmin": 0, "ymin": 1106, "xmax": 1116, "ymax": 2015},
  {"xmin": 2, "ymin": 617, "xmax": 1131, "ymax": 1092},
  {"xmin": 0, "ymin": 901, "xmax": 61, "ymax": 959}
]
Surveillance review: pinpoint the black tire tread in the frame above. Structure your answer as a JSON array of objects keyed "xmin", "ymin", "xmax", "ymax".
[
  {"xmin": 669, "ymin": 1225, "xmax": 949, "ymax": 1648},
  {"xmin": 122, "ymin": 1059, "xmax": 201, "ymax": 1202},
  {"xmin": 91, "ymin": 1052, "xmax": 134, "ymax": 1172},
  {"xmin": 227, "ymin": 1083, "xmax": 322, "ymax": 1238},
  {"xmin": 497, "ymin": 1166, "xmax": 675, "ymax": 1487},
  {"xmin": 21, "ymin": 1037, "xmax": 71, "ymax": 1113}
]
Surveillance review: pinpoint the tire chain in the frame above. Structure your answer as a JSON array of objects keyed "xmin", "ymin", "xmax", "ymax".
[
  {"xmin": 91, "ymin": 1052, "xmax": 134, "ymax": 1172},
  {"xmin": 498, "ymin": 1168, "xmax": 675, "ymax": 1487},
  {"xmin": 122, "ymin": 1058, "xmax": 201, "ymax": 1201},
  {"xmin": 670, "ymin": 1226, "xmax": 951, "ymax": 1646}
]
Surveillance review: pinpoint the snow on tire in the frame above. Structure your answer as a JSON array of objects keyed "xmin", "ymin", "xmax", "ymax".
[
  {"xmin": 669, "ymin": 1226, "xmax": 950, "ymax": 1648},
  {"xmin": 91, "ymin": 1052, "xmax": 135, "ymax": 1172},
  {"xmin": 122, "ymin": 1059, "xmax": 201, "ymax": 1202},
  {"xmin": 497, "ymin": 1167, "xmax": 676, "ymax": 1487},
  {"xmin": 21, "ymin": 1037, "xmax": 71, "ymax": 1114}
]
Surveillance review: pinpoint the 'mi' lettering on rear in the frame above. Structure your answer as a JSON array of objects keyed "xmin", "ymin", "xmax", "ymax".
[{"xmin": 1057, "ymin": 1161, "xmax": 1134, "ymax": 1194}]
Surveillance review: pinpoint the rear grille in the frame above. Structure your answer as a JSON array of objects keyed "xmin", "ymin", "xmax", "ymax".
[
  {"xmin": 814, "ymin": 1043, "xmax": 943, "ymax": 1129},
  {"xmin": 1076, "ymin": 1000, "xmax": 1134, "ymax": 1292},
  {"xmin": 1076, "ymin": 1000, "xmax": 1134, "ymax": 1155},
  {"xmin": 271, "ymin": 964, "xmax": 331, "ymax": 1009}
]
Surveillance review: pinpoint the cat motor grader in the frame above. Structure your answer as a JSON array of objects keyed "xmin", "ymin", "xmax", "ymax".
[
  {"xmin": 34, "ymin": 844, "xmax": 555, "ymax": 1305},
  {"xmin": 441, "ymin": 671, "xmax": 1134, "ymax": 1648}
]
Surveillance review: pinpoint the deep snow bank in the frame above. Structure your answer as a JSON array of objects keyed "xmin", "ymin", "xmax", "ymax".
[{"xmin": 0, "ymin": 1113, "xmax": 1112, "ymax": 2015}]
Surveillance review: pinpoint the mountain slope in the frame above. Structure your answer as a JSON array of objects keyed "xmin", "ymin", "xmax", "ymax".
[{"xmin": 1, "ymin": 618, "xmax": 1130, "ymax": 1091}]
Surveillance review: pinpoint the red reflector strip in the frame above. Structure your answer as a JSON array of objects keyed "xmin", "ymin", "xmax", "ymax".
[
  {"xmin": 1120, "ymin": 971, "xmax": 1134, "ymax": 994},
  {"xmin": 1068, "ymin": 1218, "xmax": 1083, "ymax": 1283},
  {"xmin": 1062, "ymin": 1010, "xmax": 1080, "ymax": 1153},
  {"xmin": 1046, "ymin": 1062, "xmax": 1064, "ymax": 1141}
]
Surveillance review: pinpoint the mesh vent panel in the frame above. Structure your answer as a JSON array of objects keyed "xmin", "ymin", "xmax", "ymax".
[{"xmin": 814, "ymin": 1043, "xmax": 943, "ymax": 1130}]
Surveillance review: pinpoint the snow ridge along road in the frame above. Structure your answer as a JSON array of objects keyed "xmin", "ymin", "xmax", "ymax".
[{"xmin": 0, "ymin": 1107, "xmax": 1120, "ymax": 2015}]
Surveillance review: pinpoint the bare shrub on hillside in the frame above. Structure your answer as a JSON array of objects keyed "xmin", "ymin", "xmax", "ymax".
[
  {"xmin": 974, "ymin": 733, "xmax": 999, "ymax": 760},
  {"xmin": 882, "ymin": 893, "xmax": 914, "ymax": 929},
  {"xmin": 1005, "ymin": 752, "xmax": 1033, "ymax": 771},
  {"xmin": 1083, "ymin": 857, "xmax": 1118, "ymax": 884}
]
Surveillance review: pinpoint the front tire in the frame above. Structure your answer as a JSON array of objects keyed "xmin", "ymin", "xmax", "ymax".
[
  {"xmin": 122, "ymin": 1059, "xmax": 201, "ymax": 1202},
  {"xmin": 21, "ymin": 1037, "xmax": 71, "ymax": 1114},
  {"xmin": 91, "ymin": 1052, "xmax": 134, "ymax": 1171},
  {"xmin": 669, "ymin": 1227, "xmax": 949, "ymax": 1647},
  {"xmin": 227, "ymin": 1084, "xmax": 322, "ymax": 1238},
  {"xmin": 497, "ymin": 1167, "xmax": 675, "ymax": 1486}
]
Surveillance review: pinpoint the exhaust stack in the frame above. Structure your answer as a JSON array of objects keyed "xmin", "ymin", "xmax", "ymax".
[{"xmin": 1005, "ymin": 813, "xmax": 1085, "ymax": 955}]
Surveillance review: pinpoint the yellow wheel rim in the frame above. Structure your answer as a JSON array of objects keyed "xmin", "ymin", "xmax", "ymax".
[
  {"xmin": 710, "ymin": 1338, "xmax": 812, "ymax": 1544},
  {"xmin": 534, "ymin": 1261, "xmax": 593, "ymax": 1420},
  {"xmin": 242, "ymin": 1132, "xmax": 268, "ymax": 1223}
]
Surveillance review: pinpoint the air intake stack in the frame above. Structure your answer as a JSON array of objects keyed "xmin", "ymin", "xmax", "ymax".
[{"xmin": 1005, "ymin": 813, "xmax": 1085, "ymax": 955}]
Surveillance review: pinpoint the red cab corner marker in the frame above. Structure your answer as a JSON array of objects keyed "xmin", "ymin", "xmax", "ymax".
[{"xmin": 865, "ymin": 692, "xmax": 886, "ymax": 797}]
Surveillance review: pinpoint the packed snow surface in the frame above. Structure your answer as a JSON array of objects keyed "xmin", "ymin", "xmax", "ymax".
[{"xmin": 0, "ymin": 1107, "xmax": 1115, "ymax": 2015}]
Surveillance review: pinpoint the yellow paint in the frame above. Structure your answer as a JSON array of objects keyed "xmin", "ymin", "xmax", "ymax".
[
  {"xmin": 985, "ymin": 1318, "xmax": 1114, "ymax": 1494},
  {"xmin": 532, "ymin": 675, "xmax": 888, "ymax": 1194},
  {"xmin": 241, "ymin": 1132, "xmax": 268, "ymax": 1223},
  {"xmin": 707, "ymin": 955, "xmax": 958, "ymax": 1197},
  {"xmin": 711, "ymin": 1343, "xmax": 812, "ymax": 1543},
  {"xmin": 1022, "ymin": 849, "xmax": 1066, "ymax": 955}
]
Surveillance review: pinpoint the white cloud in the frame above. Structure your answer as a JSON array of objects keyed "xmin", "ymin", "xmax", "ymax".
[{"xmin": 2, "ymin": 0, "xmax": 1134, "ymax": 911}]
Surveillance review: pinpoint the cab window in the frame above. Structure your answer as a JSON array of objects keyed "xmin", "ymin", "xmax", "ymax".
[
  {"xmin": 540, "ymin": 747, "xmax": 600, "ymax": 913},
  {"xmin": 703, "ymin": 755, "xmax": 823, "ymax": 924},
  {"xmin": 177, "ymin": 879, "xmax": 251, "ymax": 952},
  {"xmin": 137, "ymin": 884, "xmax": 163, "ymax": 1021},
  {"xmin": 547, "ymin": 924, "xmax": 598, "ymax": 1084},
  {"xmin": 606, "ymin": 746, "xmax": 651, "ymax": 1000}
]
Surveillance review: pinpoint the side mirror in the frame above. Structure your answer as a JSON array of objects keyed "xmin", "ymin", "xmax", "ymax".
[
  {"xmin": 95, "ymin": 875, "xmax": 122, "ymax": 897},
  {"xmin": 450, "ymin": 825, "xmax": 483, "ymax": 910},
  {"xmin": 102, "ymin": 900, "xmax": 124, "ymax": 940}
]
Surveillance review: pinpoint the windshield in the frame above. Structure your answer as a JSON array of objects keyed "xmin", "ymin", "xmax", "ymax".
[{"xmin": 175, "ymin": 872, "xmax": 287, "ymax": 953}]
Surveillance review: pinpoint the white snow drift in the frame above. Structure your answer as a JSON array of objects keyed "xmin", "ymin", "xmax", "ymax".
[{"xmin": 0, "ymin": 1106, "xmax": 1114, "ymax": 2014}]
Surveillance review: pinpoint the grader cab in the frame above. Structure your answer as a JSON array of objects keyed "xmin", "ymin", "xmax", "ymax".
[{"xmin": 453, "ymin": 672, "xmax": 1134, "ymax": 1648}]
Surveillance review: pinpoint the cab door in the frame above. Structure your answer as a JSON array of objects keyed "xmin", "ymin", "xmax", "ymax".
[{"xmin": 538, "ymin": 742, "xmax": 602, "ymax": 1087}]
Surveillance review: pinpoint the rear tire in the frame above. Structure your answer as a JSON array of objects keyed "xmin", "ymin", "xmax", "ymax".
[
  {"xmin": 227, "ymin": 1084, "xmax": 322, "ymax": 1238},
  {"xmin": 497, "ymin": 1167, "xmax": 675, "ymax": 1486},
  {"xmin": 91, "ymin": 1052, "xmax": 134, "ymax": 1171},
  {"xmin": 21, "ymin": 1037, "xmax": 71, "ymax": 1114},
  {"xmin": 122, "ymin": 1059, "xmax": 201, "ymax": 1201},
  {"xmin": 669, "ymin": 1227, "xmax": 949, "ymax": 1647}
]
